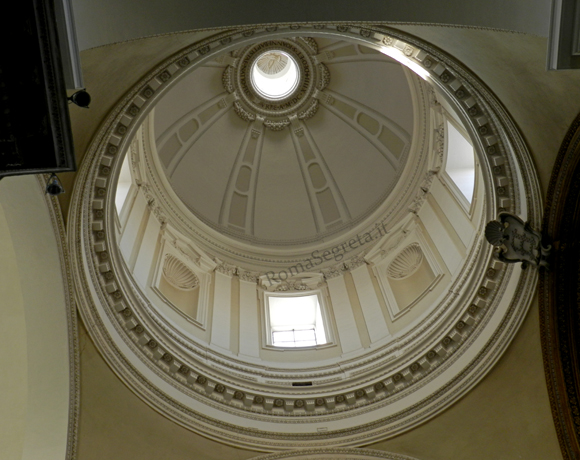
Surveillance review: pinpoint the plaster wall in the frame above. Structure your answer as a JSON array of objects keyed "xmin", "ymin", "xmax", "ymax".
[
  {"xmin": 0, "ymin": 176, "xmax": 73, "ymax": 460},
  {"xmin": 76, "ymin": 322, "xmax": 260, "ymax": 460},
  {"xmin": 0, "ymin": 190, "xmax": 28, "ymax": 460}
]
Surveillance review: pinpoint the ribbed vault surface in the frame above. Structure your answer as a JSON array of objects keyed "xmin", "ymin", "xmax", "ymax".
[{"xmin": 153, "ymin": 37, "xmax": 413, "ymax": 246}]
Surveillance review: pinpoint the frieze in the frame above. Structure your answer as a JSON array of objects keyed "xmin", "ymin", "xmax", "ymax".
[
  {"xmin": 238, "ymin": 271, "xmax": 259, "ymax": 283},
  {"xmin": 322, "ymin": 265, "xmax": 344, "ymax": 279},
  {"xmin": 215, "ymin": 262, "xmax": 236, "ymax": 276},
  {"xmin": 434, "ymin": 123, "xmax": 445, "ymax": 160},
  {"xmin": 274, "ymin": 280, "xmax": 308, "ymax": 291},
  {"xmin": 408, "ymin": 170, "xmax": 437, "ymax": 215},
  {"xmin": 343, "ymin": 253, "xmax": 367, "ymax": 271}
]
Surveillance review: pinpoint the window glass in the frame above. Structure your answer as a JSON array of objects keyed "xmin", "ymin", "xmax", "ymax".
[
  {"xmin": 445, "ymin": 120, "xmax": 475, "ymax": 204},
  {"xmin": 268, "ymin": 294, "xmax": 327, "ymax": 347},
  {"xmin": 115, "ymin": 153, "xmax": 132, "ymax": 215}
]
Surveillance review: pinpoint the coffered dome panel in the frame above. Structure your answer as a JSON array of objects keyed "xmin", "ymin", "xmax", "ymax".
[
  {"xmin": 154, "ymin": 65, "xmax": 227, "ymax": 138},
  {"xmin": 306, "ymin": 107, "xmax": 400, "ymax": 216},
  {"xmin": 253, "ymin": 129, "xmax": 319, "ymax": 241}
]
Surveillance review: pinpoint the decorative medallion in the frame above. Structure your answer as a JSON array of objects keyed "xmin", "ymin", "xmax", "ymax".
[{"xmin": 223, "ymin": 37, "xmax": 330, "ymax": 130}]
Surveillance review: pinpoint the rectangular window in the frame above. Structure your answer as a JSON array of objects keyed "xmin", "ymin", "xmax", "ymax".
[
  {"xmin": 444, "ymin": 120, "xmax": 475, "ymax": 206},
  {"xmin": 266, "ymin": 293, "xmax": 328, "ymax": 348},
  {"xmin": 115, "ymin": 153, "xmax": 133, "ymax": 216}
]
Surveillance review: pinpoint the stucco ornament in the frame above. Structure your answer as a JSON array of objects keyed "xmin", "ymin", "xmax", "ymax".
[
  {"xmin": 222, "ymin": 37, "xmax": 329, "ymax": 129},
  {"xmin": 162, "ymin": 254, "xmax": 199, "ymax": 289},
  {"xmin": 256, "ymin": 51, "xmax": 289, "ymax": 75},
  {"xmin": 386, "ymin": 243, "xmax": 423, "ymax": 279},
  {"xmin": 485, "ymin": 212, "xmax": 551, "ymax": 268}
]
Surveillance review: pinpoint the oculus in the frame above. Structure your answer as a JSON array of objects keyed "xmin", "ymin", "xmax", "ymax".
[
  {"xmin": 251, "ymin": 50, "xmax": 300, "ymax": 100},
  {"xmin": 223, "ymin": 37, "xmax": 329, "ymax": 130}
]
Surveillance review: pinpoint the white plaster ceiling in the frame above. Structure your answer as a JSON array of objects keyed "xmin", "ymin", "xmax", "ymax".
[{"xmin": 153, "ymin": 38, "xmax": 415, "ymax": 247}]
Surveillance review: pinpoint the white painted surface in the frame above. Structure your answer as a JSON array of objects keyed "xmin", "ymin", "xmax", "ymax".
[
  {"xmin": 119, "ymin": 192, "xmax": 147, "ymax": 262},
  {"xmin": 418, "ymin": 196, "xmax": 463, "ymax": 274},
  {"xmin": 211, "ymin": 271, "xmax": 232, "ymax": 350},
  {"xmin": 350, "ymin": 265, "xmax": 390, "ymax": 342},
  {"xmin": 430, "ymin": 178, "xmax": 473, "ymax": 247},
  {"xmin": 132, "ymin": 212, "xmax": 161, "ymax": 288},
  {"xmin": 238, "ymin": 279, "xmax": 261, "ymax": 358},
  {"xmin": 327, "ymin": 276, "xmax": 363, "ymax": 354}
]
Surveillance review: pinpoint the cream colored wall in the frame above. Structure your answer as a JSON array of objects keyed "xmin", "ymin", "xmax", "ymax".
[
  {"xmin": 369, "ymin": 299, "xmax": 559, "ymax": 460},
  {"xmin": 76, "ymin": 322, "xmax": 261, "ymax": 460},
  {"xmin": 68, "ymin": 25, "xmax": 580, "ymax": 460},
  {"xmin": 0, "ymin": 176, "xmax": 74, "ymax": 460},
  {"xmin": 0, "ymin": 191, "xmax": 28, "ymax": 460}
]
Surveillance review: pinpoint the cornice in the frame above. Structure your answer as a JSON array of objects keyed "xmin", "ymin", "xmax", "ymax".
[
  {"xmin": 69, "ymin": 23, "xmax": 541, "ymax": 450},
  {"xmin": 252, "ymin": 447, "xmax": 420, "ymax": 459}
]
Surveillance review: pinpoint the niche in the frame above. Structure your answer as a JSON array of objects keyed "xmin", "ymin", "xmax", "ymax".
[
  {"xmin": 386, "ymin": 243, "xmax": 435, "ymax": 309},
  {"xmin": 368, "ymin": 233, "xmax": 445, "ymax": 322},
  {"xmin": 158, "ymin": 254, "xmax": 200, "ymax": 319}
]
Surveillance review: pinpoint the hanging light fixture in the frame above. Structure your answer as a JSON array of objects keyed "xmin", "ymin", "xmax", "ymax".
[
  {"xmin": 45, "ymin": 173, "xmax": 65, "ymax": 196},
  {"xmin": 68, "ymin": 89, "xmax": 91, "ymax": 108}
]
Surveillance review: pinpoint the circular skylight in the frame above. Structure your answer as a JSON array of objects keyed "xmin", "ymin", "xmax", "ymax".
[{"xmin": 251, "ymin": 51, "xmax": 300, "ymax": 100}]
